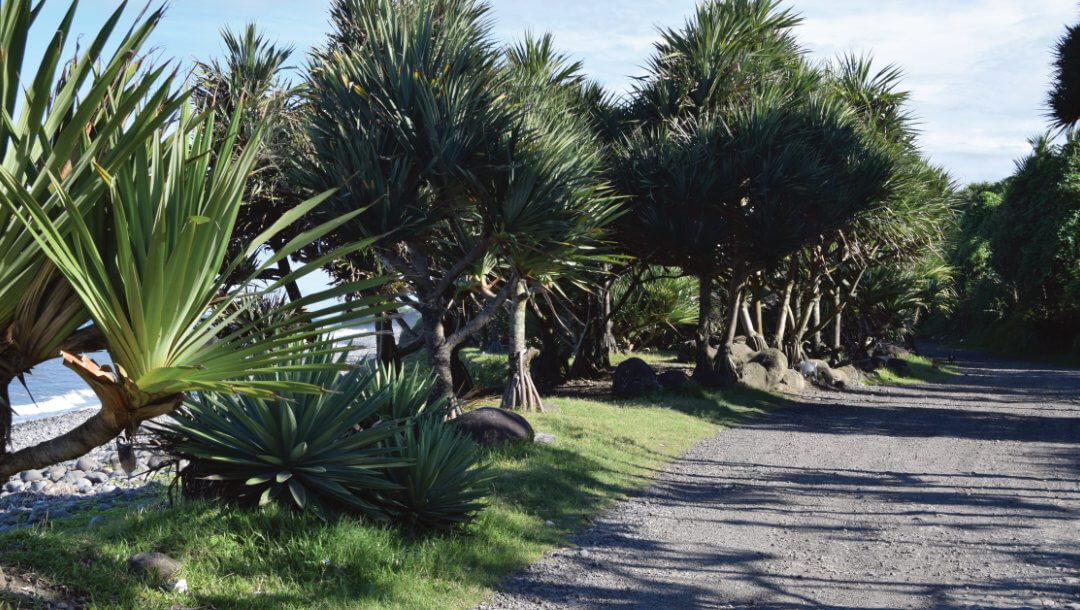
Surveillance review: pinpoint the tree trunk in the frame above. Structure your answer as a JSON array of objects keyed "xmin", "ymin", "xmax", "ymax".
[
  {"xmin": 832, "ymin": 290, "xmax": 842, "ymax": 351},
  {"xmin": 276, "ymin": 257, "xmax": 304, "ymax": 303},
  {"xmin": 419, "ymin": 303, "xmax": 457, "ymax": 413},
  {"xmin": 812, "ymin": 297, "xmax": 822, "ymax": 349},
  {"xmin": 713, "ymin": 269, "xmax": 747, "ymax": 388},
  {"xmin": 693, "ymin": 272, "xmax": 714, "ymax": 380},
  {"xmin": 375, "ymin": 315, "xmax": 399, "ymax": 368},
  {"xmin": 501, "ymin": 280, "xmax": 544, "ymax": 411},
  {"xmin": 0, "ymin": 372, "xmax": 12, "ymax": 453},
  {"xmin": 0, "ymin": 353, "xmax": 180, "ymax": 480}
]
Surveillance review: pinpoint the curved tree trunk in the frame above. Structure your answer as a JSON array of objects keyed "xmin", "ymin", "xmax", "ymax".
[
  {"xmin": 713, "ymin": 269, "xmax": 748, "ymax": 388},
  {"xmin": 501, "ymin": 280, "xmax": 544, "ymax": 411},
  {"xmin": 0, "ymin": 353, "xmax": 181, "ymax": 480}
]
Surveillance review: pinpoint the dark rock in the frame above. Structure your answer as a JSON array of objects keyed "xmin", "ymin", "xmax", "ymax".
[
  {"xmin": 750, "ymin": 348, "xmax": 789, "ymax": 387},
  {"xmin": 874, "ymin": 343, "xmax": 911, "ymax": 359},
  {"xmin": 886, "ymin": 358, "xmax": 911, "ymax": 376},
  {"xmin": 658, "ymin": 369, "xmax": 692, "ymax": 392},
  {"xmin": 611, "ymin": 358, "xmax": 660, "ymax": 399},
  {"xmin": 455, "ymin": 407, "xmax": 534, "ymax": 447},
  {"xmin": 129, "ymin": 551, "xmax": 182, "ymax": 581}
]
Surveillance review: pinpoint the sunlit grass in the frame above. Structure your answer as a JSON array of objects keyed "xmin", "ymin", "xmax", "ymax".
[
  {"xmin": 866, "ymin": 354, "xmax": 960, "ymax": 386},
  {"xmin": 0, "ymin": 358, "xmax": 777, "ymax": 609}
]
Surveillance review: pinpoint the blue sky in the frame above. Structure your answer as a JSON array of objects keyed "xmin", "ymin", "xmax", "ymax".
[{"xmin": 34, "ymin": 0, "xmax": 1077, "ymax": 185}]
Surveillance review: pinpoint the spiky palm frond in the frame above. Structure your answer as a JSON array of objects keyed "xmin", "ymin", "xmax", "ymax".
[
  {"xmin": 1050, "ymin": 21, "xmax": 1080, "ymax": 131},
  {"xmin": 1, "ymin": 105, "xmax": 388, "ymax": 409}
]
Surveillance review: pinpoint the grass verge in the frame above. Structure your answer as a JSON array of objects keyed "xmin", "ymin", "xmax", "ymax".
[
  {"xmin": 0, "ymin": 378, "xmax": 781, "ymax": 609},
  {"xmin": 866, "ymin": 354, "xmax": 960, "ymax": 386}
]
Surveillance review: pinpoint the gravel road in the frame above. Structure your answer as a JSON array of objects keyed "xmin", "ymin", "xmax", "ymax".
[{"xmin": 484, "ymin": 349, "xmax": 1080, "ymax": 609}]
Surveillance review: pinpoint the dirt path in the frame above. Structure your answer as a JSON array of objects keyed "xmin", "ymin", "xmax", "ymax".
[{"xmin": 484, "ymin": 349, "xmax": 1080, "ymax": 609}]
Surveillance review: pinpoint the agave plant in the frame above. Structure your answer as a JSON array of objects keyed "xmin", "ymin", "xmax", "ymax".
[
  {"xmin": 0, "ymin": 101, "xmax": 387, "ymax": 479},
  {"xmin": 357, "ymin": 362, "xmax": 445, "ymax": 424},
  {"xmin": 378, "ymin": 415, "xmax": 492, "ymax": 531},
  {"xmin": 158, "ymin": 352, "xmax": 406, "ymax": 519}
]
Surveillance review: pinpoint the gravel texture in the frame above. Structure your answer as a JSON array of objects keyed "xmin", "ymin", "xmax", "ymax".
[
  {"xmin": 1, "ymin": 409, "xmax": 168, "ymax": 531},
  {"xmin": 484, "ymin": 348, "xmax": 1080, "ymax": 609}
]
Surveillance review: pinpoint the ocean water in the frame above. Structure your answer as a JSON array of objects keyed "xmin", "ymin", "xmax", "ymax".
[{"xmin": 8, "ymin": 328, "xmax": 386, "ymax": 424}]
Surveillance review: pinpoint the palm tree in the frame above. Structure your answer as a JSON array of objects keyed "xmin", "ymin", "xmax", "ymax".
[
  {"xmin": 496, "ymin": 33, "xmax": 620, "ymax": 410},
  {"xmin": 1050, "ymin": 20, "xmax": 1080, "ymax": 132},
  {"xmin": 0, "ymin": 0, "xmax": 183, "ymax": 453},
  {"xmin": 0, "ymin": 103, "xmax": 386, "ymax": 479},
  {"xmin": 192, "ymin": 24, "xmax": 311, "ymax": 300}
]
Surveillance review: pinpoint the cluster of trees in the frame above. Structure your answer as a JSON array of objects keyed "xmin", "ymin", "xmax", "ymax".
[
  {"xmin": 934, "ymin": 17, "xmax": 1080, "ymax": 356},
  {"xmin": 0, "ymin": 0, "xmax": 954, "ymax": 479}
]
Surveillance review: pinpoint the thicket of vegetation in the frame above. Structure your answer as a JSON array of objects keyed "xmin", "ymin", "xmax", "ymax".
[
  {"xmin": 929, "ymin": 18, "xmax": 1080, "ymax": 358},
  {"xmin": 0, "ymin": 0, "xmax": 963, "ymax": 546}
]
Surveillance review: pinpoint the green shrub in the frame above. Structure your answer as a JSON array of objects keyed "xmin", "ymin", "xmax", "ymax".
[
  {"xmin": 157, "ymin": 353, "xmax": 408, "ymax": 520},
  {"xmin": 377, "ymin": 416, "xmax": 492, "ymax": 532},
  {"xmin": 357, "ymin": 361, "xmax": 445, "ymax": 424}
]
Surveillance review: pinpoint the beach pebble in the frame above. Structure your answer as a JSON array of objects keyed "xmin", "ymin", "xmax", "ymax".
[
  {"xmin": 46, "ymin": 465, "xmax": 67, "ymax": 481},
  {"xmin": 30, "ymin": 480, "xmax": 49, "ymax": 493},
  {"xmin": 20, "ymin": 469, "xmax": 43, "ymax": 483},
  {"xmin": 74, "ymin": 478, "xmax": 93, "ymax": 494},
  {"xmin": 76, "ymin": 457, "xmax": 100, "ymax": 472},
  {"xmin": 3, "ymin": 480, "xmax": 24, "ymax": 493},
  {"xmin": 85, "ymin": 471, "xmax": 110, "ymax": 484}
]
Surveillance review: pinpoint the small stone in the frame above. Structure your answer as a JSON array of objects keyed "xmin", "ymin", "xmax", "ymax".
[
  {"xmin": 19, "ymin": 470, "xmax": 43, "ymax": 483},
  {"xmin": 544, "ymin": 520, "xmax": 556, "ymax": 527},
  {"xmin": 534, "ymin": 432, "xmax": 556, "ymax": 445},
  {"xmin": 147, "ymin": 455, "xmax": 169, "ymax": 470},
  {"xmin": 30, "ymin": 480, "xmax": 49, "ymax": 493},
  {"xmin": 46, "ymin": 466, "xmax": 67, "ymax": 482},
  {"xmin": 85, "ymin": 471, "xmax": 110, "ymax": 484},
  {"xmin": 75, "ymin": 478, "xmax": 93, "ymax": 493},
  {"xmin": 76, "ymin": 457, "xmax": 100, "ymax": 472},
  {"xmin": 48, "ymin": 509, "xmax": 70, "ymax": 520},
  {"xmin": 3, "ymin": 480, "xmax": 24, "ymax": 494},
  {"xmin": 99, "ymin": 484, "xmax": 117, "ymax": 494},
  {"xmin": 97, "ymin": 503, "xmax": 112, "ymax": 511},
  {"xmin": 89, "ymin": 515, "xmax": 105, "ymax": 527},
  {"xmin": 172, "ymin": 578, "xmax": 189, "ymax": 594},
  {"xmin": 129, "ymin": 551, "xmax": 182, "ymax": 581},
  {"xmin": 62, "ymin": 470, "xmax": 85, "ymax": 484}
]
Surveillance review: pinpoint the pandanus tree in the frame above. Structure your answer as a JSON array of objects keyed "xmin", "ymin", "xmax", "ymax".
[
  {"xmin": 495, "ymin": 33, "xmax": 620, "ymax": 410},
  {"xmin": 192, "ymin": 24, "xmax": 312, "ymax": 300},
  {"xmin": 305, "ymin": 0, "xmax": 616, "ymax": 409},
  {"xmin": 1049, "ymin": 18, "xmax": 1080, "ymax": 132},
  {"xmin": 0, "ymin": 95, "xmax": 386, "ymax": 478},
  {"xmin": 0, "ymin": 0, "xmax": 183, "ymax": 453}
]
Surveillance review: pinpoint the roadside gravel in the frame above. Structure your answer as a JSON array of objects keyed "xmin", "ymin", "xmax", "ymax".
[{"xmin": 484, "ymin": 348, "xmax": 1080, "ymax": 609}]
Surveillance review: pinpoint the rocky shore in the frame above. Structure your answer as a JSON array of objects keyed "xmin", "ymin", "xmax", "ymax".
[{"xmin": 1, "ymin": 409, "xmax": 168, "ymax": 533}]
